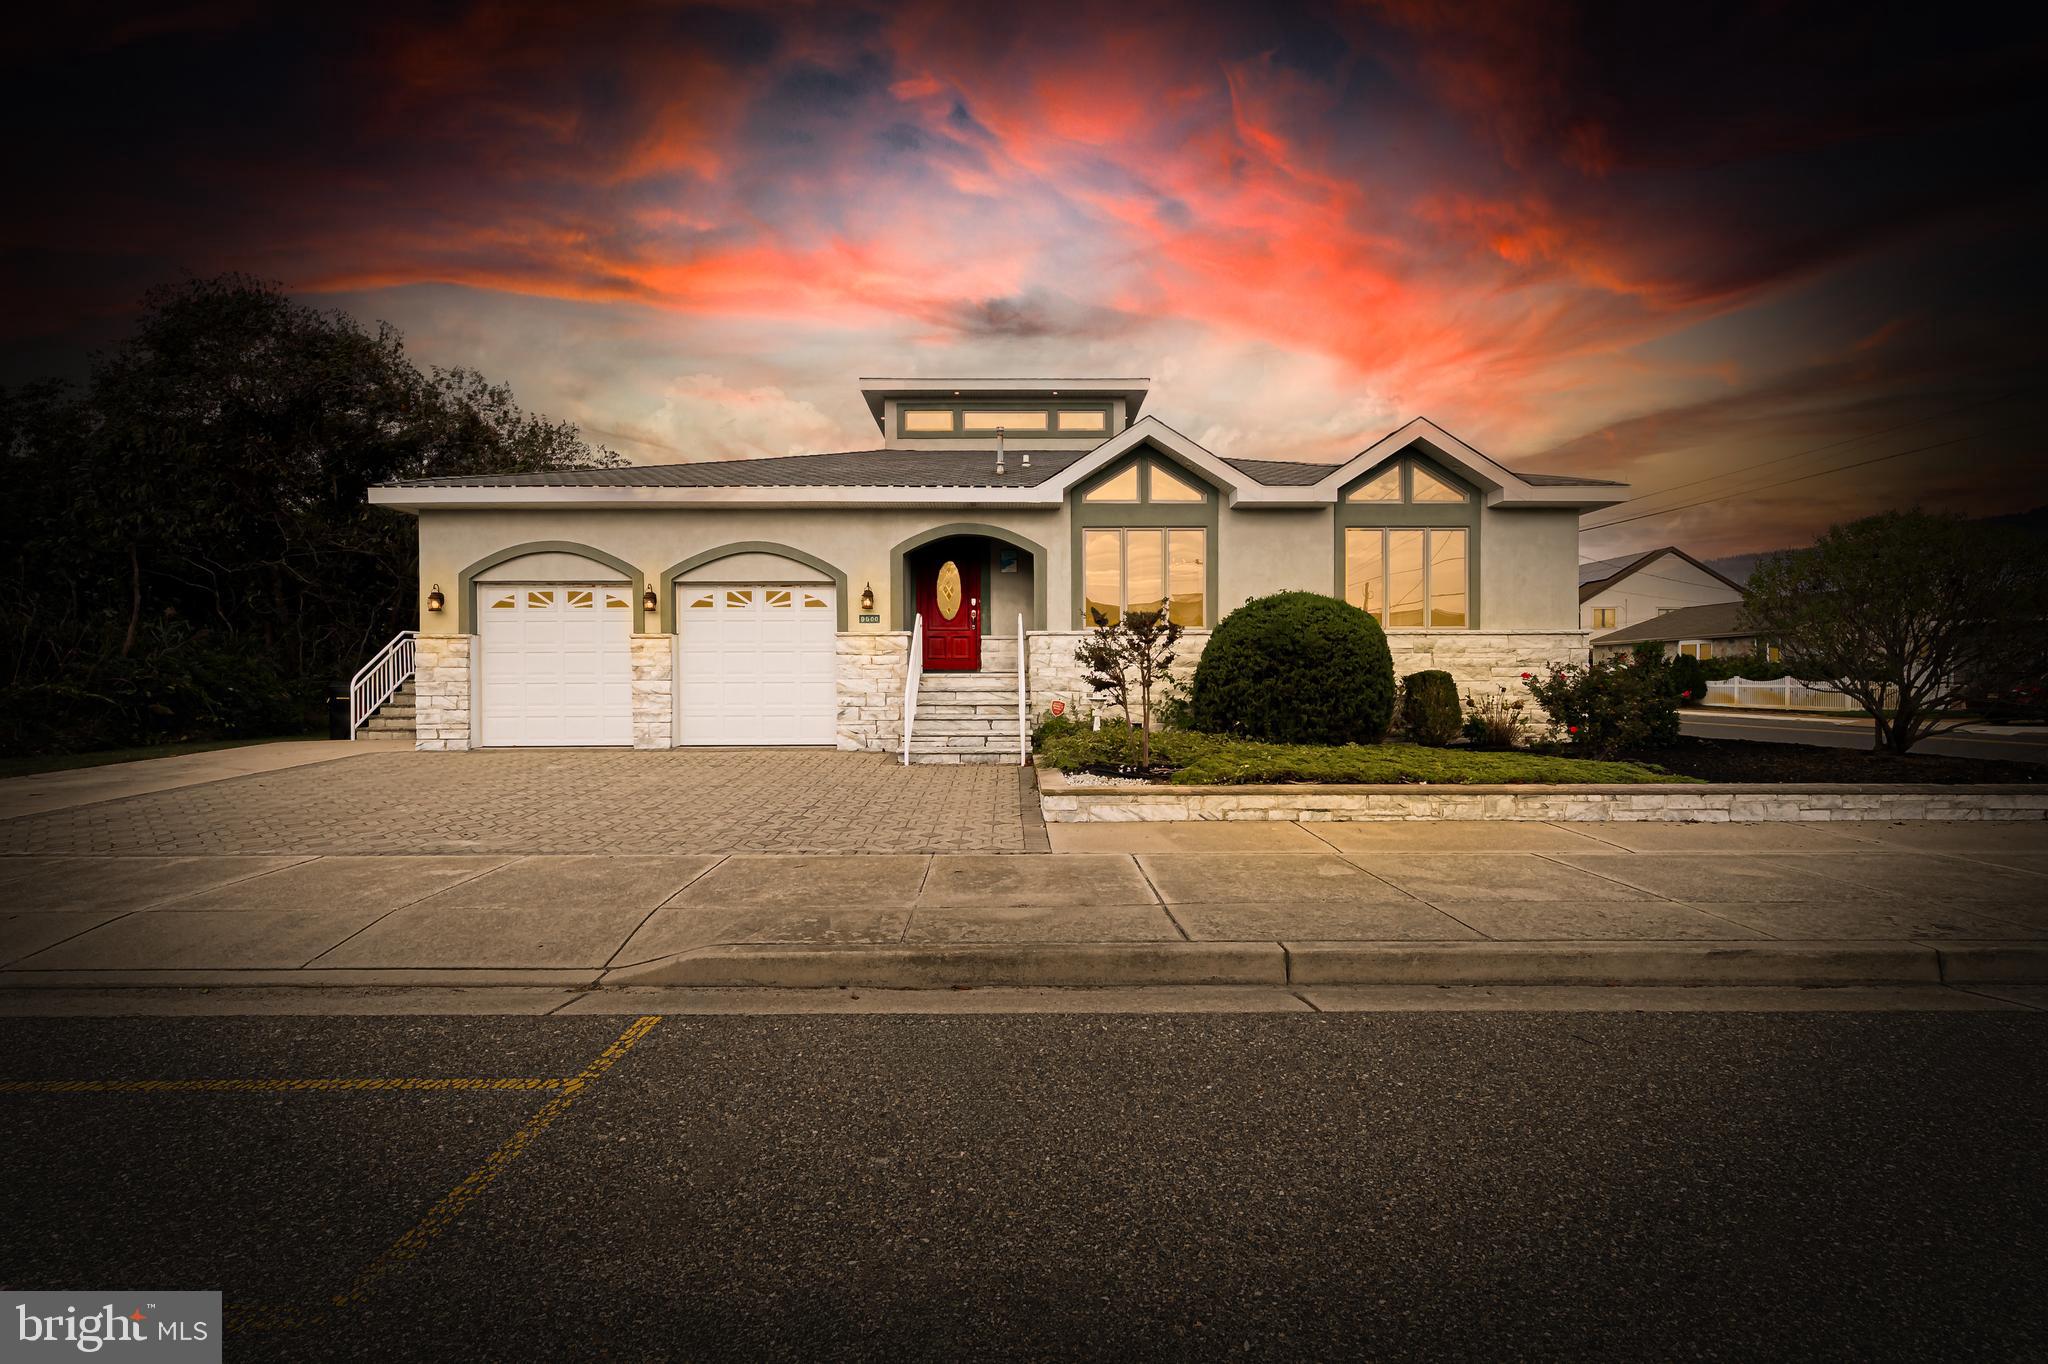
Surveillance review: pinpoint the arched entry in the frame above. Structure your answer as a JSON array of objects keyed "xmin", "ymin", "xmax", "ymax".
[{"xmin": 889, "ymin": 524, "xmax": 1047, "ymax": 672}]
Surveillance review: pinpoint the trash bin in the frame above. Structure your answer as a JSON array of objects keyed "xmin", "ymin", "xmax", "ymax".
[{"xmin": 327, "ymin": 694, "xmax": 352, "ymax": 740}]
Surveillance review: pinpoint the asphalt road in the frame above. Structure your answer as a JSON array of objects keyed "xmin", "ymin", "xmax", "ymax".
[
  {"xmin": 3, "ymin": 1012, "xmax": 2044, "ymax": 1362},
  {"xmin": 1681, "ymin": 711, "xmax": 2048, "ymax": 762}
]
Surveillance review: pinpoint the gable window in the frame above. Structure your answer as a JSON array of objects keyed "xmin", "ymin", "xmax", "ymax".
[
  {"xmin": 1337, "ymin": 455, "xmax": 1477, "ymax": 629},
  {"xmin": 1343, "ymin": 459, "xmax": 1471, "ymax": 504},
  {"xmin": 1075, "ymin": 457, "xmax": 1214, "ymax": 627},
  {"xmin": 1345, "ymin": 528, "xmax": 1468, "ymax": 628},
  {"xmin": 1084, "ymin": 528, "xmax": 1206, "ymax": 627},
  {"xmin": 1592, "ymin": 607, "xmax": 1617, "ymax": 629}
]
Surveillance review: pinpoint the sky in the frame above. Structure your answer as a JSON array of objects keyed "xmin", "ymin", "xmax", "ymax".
[{"xmin": 4, "ymin": 1, "xmax": 2044, "ymax": 559}]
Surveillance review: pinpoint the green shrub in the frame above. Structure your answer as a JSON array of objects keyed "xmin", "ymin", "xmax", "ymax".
[
  {"xmin": 1665, "ymin": 653, "xmax": 1708, "ymax": 707},
  {"xmin": 1523, "ymin": 656, "xmax": 1679, "ymax": 758},
  {"xmin": 1699, "ymin": 652, "xmax": 1787, "ymax": 682},
  {"xmin": 1461, "ymin": 685, "xmax": 1530, "ymax": 749},
  {"xmin": 1188, "ymin": 592, "xmax": 1394, "ymax": 744},
  {"xmin": 1031, "ymin": 710, "xmax": 1087, "ymax": 749},
  {"xmin": 1399, "ymin": 670, "xmax": 1462, "ymax": 746}
]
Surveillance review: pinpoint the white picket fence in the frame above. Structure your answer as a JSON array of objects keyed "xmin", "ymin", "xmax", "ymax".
[{"xmin": 1701, "ymin": 676, "xmax": 1863, "ymax": 713}]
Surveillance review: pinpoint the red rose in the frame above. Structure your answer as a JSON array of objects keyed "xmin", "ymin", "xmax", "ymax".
[
  {"xmin": 1520, "ymin": 672, "xmax": 1532, "ymax": 680},
  {"xmin": 1568, "ymin": 725, "xmax": 1579, "ymax": 734},
  {"xmin": 1681, "ymin": 690, "xmax": 1692, "ymax": 699}
]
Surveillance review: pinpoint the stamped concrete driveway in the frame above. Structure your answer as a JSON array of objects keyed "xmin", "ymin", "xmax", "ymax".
[{"xmin": 0, "ymin": 749, "xmax": 1041, "ymax": 856}]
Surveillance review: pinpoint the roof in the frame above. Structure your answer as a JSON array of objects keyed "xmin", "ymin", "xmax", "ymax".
[
  {"xmin": 1591, "ymin": 600, "xmax": 1758, "ymax": 646},
  {"xmin": 1578, "ymin": 546, "xmax": 1746, "ymax": 602},
  {"xmin": 386, "ymin": 449, "xmax": 1089, "ymax": 490},
  {"xmin": 369, "ymin": 415, "xmax": 1633, "ymax": 511}
]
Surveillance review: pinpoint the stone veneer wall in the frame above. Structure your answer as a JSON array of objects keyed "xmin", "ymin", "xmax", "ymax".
[
  {"xmin": 1039, "ymin": 780, "xmax": 2048, "ymax": 824},
  {"xmin": 630, "ymin": 634, "xmax": 674, "ymax": 750},
  {"xmin": 837, "ymin": 631, "xmax": 910, "ymax": 752},
  {"xmin": 414, "ymin": 634, "xmax": 474, "ymax": 751},
  {"xmin": 1022, "ymin": 629, "xmax": 1589, "ymax": 722},
  {"xmin": 1025, "ymin": 630, "xmax": 1211, "ymax": 721}
]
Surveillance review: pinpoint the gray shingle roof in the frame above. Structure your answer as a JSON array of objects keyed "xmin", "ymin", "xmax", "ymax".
[
  {"xmin": 1218, "ymin": 456, "xmax": 1334, "ymax": 486},
  {"xmin": 1592, "ymin": 601, "xmax": 1757, "ymax": 645},
  {"xmin": 1579, "ymin": 550, "xmax": 1655, "ymax": 588},
  {"xmin": 390, "ymin": 449, "xmax": 1089, "ymax": 489}
]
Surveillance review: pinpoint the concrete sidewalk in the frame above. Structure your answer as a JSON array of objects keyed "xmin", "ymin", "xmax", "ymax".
[
  {"xmin": 0, "ymin": 738, "xmax": 397, "ymax": 820},
  {"xmin": 3, "ymin": 821, "xmax": 2044, "ymax": 994}
]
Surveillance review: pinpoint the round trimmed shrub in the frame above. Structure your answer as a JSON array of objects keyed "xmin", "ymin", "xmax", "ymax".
[
  {"xmin": 1400, "ymin": 670, "xmax": 1462, "ymax": 747},
  {"xmin": 1188, "ymin": 592, "xmax": 1395, "ymax": 744}
]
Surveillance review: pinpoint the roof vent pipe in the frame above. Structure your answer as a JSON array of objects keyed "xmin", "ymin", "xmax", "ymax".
[{"xmin": 995, "ymin": 427, "xmax": 1006, "ymax": 477}]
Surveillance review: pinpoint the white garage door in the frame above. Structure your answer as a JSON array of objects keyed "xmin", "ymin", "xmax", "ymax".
[
  {"xmin": 678, "ymin": 585, "xmax": 837, "ymax": 746},
  {"xmin": 479, "ymin": 585, "xmax": 633, "ymax": 747}
]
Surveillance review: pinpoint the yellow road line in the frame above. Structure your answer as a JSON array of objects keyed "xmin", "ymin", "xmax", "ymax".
[
  {"xmin": 334, "ymin": 1015, "xmax": 663, "ymax": 1309},
  {"xmin": 0, "ymin": 1077, "xmax": 569, "ymax": 1094}
]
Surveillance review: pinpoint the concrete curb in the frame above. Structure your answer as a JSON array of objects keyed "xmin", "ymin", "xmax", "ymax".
[
  {"xmin": 5, "ymin": 944, "xmax": 2044, "ymax": 991},
  {"xmin": 1284, "ymin": 941, "xmax": 1942, "ymax": 987},
  {"xmin": 602, "ymin": 942, "xmax": 1288, "ymax": 988}
]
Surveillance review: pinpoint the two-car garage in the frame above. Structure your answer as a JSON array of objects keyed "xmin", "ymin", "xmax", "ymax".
[{"xmin": 473, "ymin": 549, "xmax": 838, "ymax": 748}]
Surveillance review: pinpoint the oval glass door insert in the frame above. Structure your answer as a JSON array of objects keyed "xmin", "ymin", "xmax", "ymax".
[{"xmin": 936, "ymin": 561, "xmax": 963, "ymax": 619}]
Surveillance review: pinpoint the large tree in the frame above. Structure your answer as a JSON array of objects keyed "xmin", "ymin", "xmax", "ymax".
[
  {"xmin": 1744, "ymin": 510, "xmax": 2048, "ymax": 753},
  {"xmin": 0, "ymin": 275, "xmax": 618, "ymax": 753}
]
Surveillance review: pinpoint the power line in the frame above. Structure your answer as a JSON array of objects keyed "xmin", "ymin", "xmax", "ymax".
[
  {"xmin": 1580, "ymin": 425, "xmax": 2020, "ymax": 534},
  {"xmin": 1578, "ymin": 388, "xmax": 2027, "ymax": 520}
]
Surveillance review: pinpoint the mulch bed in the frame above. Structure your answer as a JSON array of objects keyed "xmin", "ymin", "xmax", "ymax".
[{"xmin": 1615, "ymin": 736, "xmax": 2045, "ymax": 784}]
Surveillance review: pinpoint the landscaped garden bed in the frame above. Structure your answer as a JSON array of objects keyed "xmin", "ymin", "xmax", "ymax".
[{"xmin": 1038, "ymin": 723, "xmax": 1688, "ymax": 786}]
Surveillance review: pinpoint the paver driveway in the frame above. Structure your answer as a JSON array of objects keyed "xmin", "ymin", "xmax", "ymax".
[{"xmin": 0, "ymin": 750, "xmax": 1039, "ymax": 855}]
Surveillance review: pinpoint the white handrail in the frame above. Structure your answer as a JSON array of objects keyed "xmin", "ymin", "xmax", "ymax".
[
  {"xmin": 901, "ymin": 613, "xmax": 924, "ymax": 766},
  {"xmin": 1017, "ymin": 612, "xmax": 1028, "ymax": 765},
  {"xmin": 349, "ymin": 630, "xmax": 417, "ymax": 738}
]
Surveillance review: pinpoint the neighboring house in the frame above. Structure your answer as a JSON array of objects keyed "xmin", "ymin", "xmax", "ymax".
[
  {"xmin": 1590, "ymin": 601, "xmax": 1780, "ymax": 663},
  {"xmin": 1578, "ymin": 546, "xmax": 1744, "ymax": 635},
  {"xmin": 366, "ymin": 377, "xmax": 1629, "ymax": 759}
]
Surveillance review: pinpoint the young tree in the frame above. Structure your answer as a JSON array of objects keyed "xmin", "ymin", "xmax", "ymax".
[
  {"xmin": 1744, "ymin": 510, "xmax": 2048, "ymax": 753},
  {"xmin": 1076, "ymin": 608, "xmax": 1184, "ymax": 769}
]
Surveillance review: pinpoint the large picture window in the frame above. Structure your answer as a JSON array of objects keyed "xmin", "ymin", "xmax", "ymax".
[
  {"xmin": 1346, "ymin": 527, "xmax": 1468, "ymax": 628},
  {"xmin": 1084, "ymin": 528, "xmax": 1206, "ymax": 626}
]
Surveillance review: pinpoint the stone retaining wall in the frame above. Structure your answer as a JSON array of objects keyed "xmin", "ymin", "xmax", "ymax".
[
  {"xmin": 630, "ymin": 635, "xmax": 674, "ymax": 750},
  {"xmin": 413, "ymin": 634, "xmax": 474, "ymax": 751},
  {"xmin": 1037, "ymin": 772, "xmax": 2048, "ymax": 823},
  {"xmin": 838, "ymin": 631, "xmax": 910, "ymax": 752}
]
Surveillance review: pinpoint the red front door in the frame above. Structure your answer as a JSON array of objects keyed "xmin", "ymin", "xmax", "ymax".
[{"xmin": 916, "ymin": 550, "xmax": 982, "ymax": 671}]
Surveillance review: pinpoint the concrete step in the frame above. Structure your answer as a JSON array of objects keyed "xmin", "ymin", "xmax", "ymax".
[
  {"xmin": 372, "ymin": 703, "xmax": 417, "ymax": 718},
  {"xmin": 363, "ymin": 717, "xmax": 416, "ymax": 734},
  {"xmin": 913, "ymin": 718, "xmax": 1013, "ymax": 736},
  {"xmin": 919, "ymin": 674, "xmax": 1019, "ymax": 694},
  {"xmin": 914, "ymin": 702, "xmax": 1017, "ymax": 720},
  {"xmin": 906, "ymin": 751, "xmax": 1023, "ymax": 765}
]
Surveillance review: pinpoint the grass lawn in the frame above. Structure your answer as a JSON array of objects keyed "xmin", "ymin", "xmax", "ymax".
[
  {"xmin": 1039, "ymin": 724, "xmax": 1689, "ymax": 786},
  {"xmin": 0, "ymin": 734, "xmax": 324, "ymax": 781}
]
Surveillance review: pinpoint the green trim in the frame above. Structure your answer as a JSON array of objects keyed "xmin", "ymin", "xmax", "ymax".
[
  {"xmin": 1068, "ymin": 451, "xmax": 1220, "ymax": 628},
  {"xmin": 657, "ymin": 542, "xmax": 849, "ymax": 631},
  {"xmin": 1331, "ymin": 452, "xmax": 1482, "ymax": 629},
  {"xmin": 893, "ymin": 399, "xmax": 1115, "ymax": 441},
  {"xmin": 457, "ymin": 541, "xmax": 646, "ymax": 633},
  {"xmin": 889, "ymin": 523, "xmax": 1049, "ymax": 632}
]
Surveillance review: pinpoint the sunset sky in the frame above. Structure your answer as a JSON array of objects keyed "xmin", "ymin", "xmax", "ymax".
[{"xmin": 5, "ymin": 2, "xmax": 2043, "ymax": 559}]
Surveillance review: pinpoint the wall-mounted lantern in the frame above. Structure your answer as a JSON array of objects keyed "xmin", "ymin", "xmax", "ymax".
[
  {"xmin": 642, "ymin": 582, "xmax": 659, "ymax": 613},
  {"xmin": 860, "ymin": 583, "xmax": 875, "ymax": 612},
  {"xmin": 426, "ymin": 584, "xmax": 445, "ymax": 613}
]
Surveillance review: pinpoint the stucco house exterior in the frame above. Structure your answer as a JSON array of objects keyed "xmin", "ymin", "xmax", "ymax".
[
  {"xmin": 1578, "ymin": 546, "xmax": 1744, "ymax": 636},
  {"xmin": 366, "ymin": 378, "xmax": 1630, "ymax": 760}
]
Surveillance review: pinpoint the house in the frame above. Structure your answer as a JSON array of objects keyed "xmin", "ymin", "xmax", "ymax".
[
  {"xmin": 365, "ymin": 377, "xmax": 1630, "ymax": 759},
  {"xmin": 1590, "ymin": 601, "xmax": 1778, "ymax": 663},
  {"xmin": 1577, "ymin": 546, "xmax": 1744, "ymax": 636}
]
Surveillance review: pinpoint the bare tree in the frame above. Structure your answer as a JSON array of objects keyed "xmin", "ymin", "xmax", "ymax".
[
  {"xmin": 1076, "ymin": 608, "xmax": 1184, "ymax": 768},
  {"xmin": 1744, "ymin": 510, "xmax": 2048, "ymax": 753}
]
